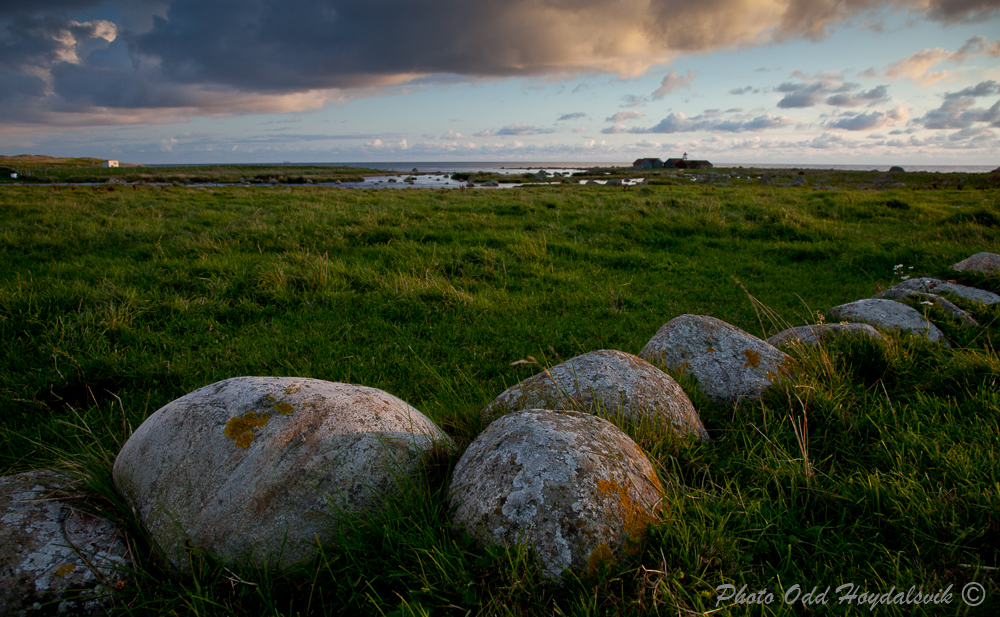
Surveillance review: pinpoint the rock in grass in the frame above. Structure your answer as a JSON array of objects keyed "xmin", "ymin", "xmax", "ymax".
[
  {"xmin": 114, "ymin": 377, "xmax": 451, "ymax": 571},
  {"xmin": 483, "ymin": 350, "xmax": 708, "ymax": 441},
  {"xmin": 767, "ymin": 323, "xmax": 883, "ymax": 348},
  {"xmin": 449, "ymin": 410, "xmax": 662, "ymax": 580},
  {"xmin": 825, "ymin": 299, "xmax": 944, "ymax": 342},
  {"xmin": 892, "ymin": 277, "xmax": 1000, "ymax": 306},
  {"xmin": 952, "ymin": 252, "xmax": 1000, "ymax": 275},
  {"xmin": 638, "ymin": 315, "xmax": 793, "ymax": 405},
  {"xmin": 0, "ymin": 470, "xmax": 129, "ymax": 616},
  {"xmin": 873, "ymin": 289, "xmax": 978, "ymax": 327}
]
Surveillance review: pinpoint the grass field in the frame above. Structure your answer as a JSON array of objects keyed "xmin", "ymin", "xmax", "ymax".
[{"xmin": 1, "ymin": 179, "xmax": 998, "ymax": 615}]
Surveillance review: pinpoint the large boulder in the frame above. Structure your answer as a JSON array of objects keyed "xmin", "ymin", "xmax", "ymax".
[
  {"xmin": 0, "ymin": 470, "xmax": 129, "ymax": 616},
  {"xmin": 767, "ymin": 323, "xmax": 883, "ymax": 348},
  {"xmin": 952, "ymin": 252, "xmax": 1000, "ymax": 275},
  {"xmin": 825, "ymin": 299, "xmax": 944, "ymax": 342},
  {"xmin": 483, "ymin": 350, "xmax": 708, "ymax": 441},
  {"xmin": 638, "ymin": 315, "xmax": 793, "ymax": 405},
  {"xmin": 891, "ymin": 277, "xmax": 1000, "ymax": 306},
  {"xmin": 114, "ymin": 377, "xmax": 452, "ymax": 571},
  {"xmin": 449, "ymin": 410, "xmax": 662, "ymax": 579},
  {"xmin": 873, "ymin": 289, "xmax": 977, "ymax": 327}
]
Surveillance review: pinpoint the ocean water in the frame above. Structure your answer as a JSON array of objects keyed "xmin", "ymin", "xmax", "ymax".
[{"xmin": 315, "ymin": 161, "xmax": 997, "ymax": 174}]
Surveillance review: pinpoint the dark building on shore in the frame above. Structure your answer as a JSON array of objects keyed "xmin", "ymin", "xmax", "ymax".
[
  {"xmin": 632, "ymin": 158, "xmax": 664, "ymax": 169},
  {"xmin": 665, "ymin": 158, "xmax": 713, "ymax": 169}
]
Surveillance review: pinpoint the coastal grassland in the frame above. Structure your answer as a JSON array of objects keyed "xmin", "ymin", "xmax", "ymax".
[
  {"xmin": 0, "ymin": 161, "xmax": 382, "ymax": 185},
  {"xmin": 0, "ymin": 183, "xmax": 998, "ymax": 615}
]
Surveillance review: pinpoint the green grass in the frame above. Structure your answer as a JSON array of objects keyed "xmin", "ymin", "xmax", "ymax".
[{"xmin": 1, "ymin": 181, "xmax": 998, "ymax": 615}]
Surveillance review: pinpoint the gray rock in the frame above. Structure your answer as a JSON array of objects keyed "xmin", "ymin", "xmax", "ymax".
[
  {"xmin": 826, "ymin": 299, "xmax": 945, "ymax": 342},
  {"xmin": 767, "ymin": 323, "xmax": 883, "ymax": 348},
  {"xmin": 874, "ymin": 289, "xmax": 978, "ymax": 326},
  {"xmin": 757, "ymin": 174, "xmax": 774, "ymax": 186},
  {"xmin": 449, "ymin": 410, "xmax": 662, "ymax": 579},
  {"xmin": 483, "ymin": 350, "xmax": 708, "ymax": 441},
  {"xmin": 638, "ymin": 315, "xmax": 793, "ymax": 405},
  {"xmin": 0, "ymin": 470, "xmax": 129, "ymax": 616},
  {"xmin": 114, "ymin": 377, "xmax": 451, "ymax": 571},
  {"xmin": 952, "ymin": 252, "xmax": 1000, "ymax": 275},
  {"xmin": 893, "ymin": 277, "xmax": 1000, "ymax": 306}
]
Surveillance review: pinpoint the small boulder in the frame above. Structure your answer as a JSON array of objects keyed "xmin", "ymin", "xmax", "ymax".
[
  {"xmin": 483, "ymin": 350, "xmax": 708, "ymax": 441},
  {"xmin": 114, "ymin": 377, "xmax": 452, "ymax": 571},
  {"xmin": 638, "ymin": 315, "xmax": 793, "ymax": 405},
  {"xmin": 889, "ymin": 166, "xmax": 905, "ymax": 173},
  {"xmin": 0, "ymin": 471, "xmax": 129, "ymax": 616},
  {"xmin": 449, "ymin": 410, "xmax": 662, "ymax": 579},
  {"xmin": 767, "ymin": 323, "xmax": 883, "ymax": 348},
  {"xmin": 874, "ymin": 288, "xmax": 978, "ymax": 327},
  {"xmin": 895, "ymin": 277, "xmax": 1000, "ymax": 305},
  {"xmin": 952, "ymin": 253, "xmax": 1000, "ymax": 275},
  {"xmin": 825, "ymin": 299, "xmax": 944, "ymax": 342},
  {"xmin": 757, "ymin": 174, "xmax": 774, "ymax": 186}
]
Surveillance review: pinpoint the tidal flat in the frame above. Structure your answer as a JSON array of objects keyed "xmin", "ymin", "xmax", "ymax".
[{"xmin": 1, "ymin": 180, "xmax": 998, "ymax": 615}]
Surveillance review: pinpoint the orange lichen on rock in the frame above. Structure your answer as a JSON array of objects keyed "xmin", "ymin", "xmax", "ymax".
[
  {"xmin": 597, "ymin": 475, "xmax": 655, "ymax": 553},
  {"xmin": 273, "ymin": 402, "xmax": 294, "ymax": 415},
  {"xmin": 224, "ymin": 411, "xmax": 271, "ymax": 448},
  {"xmin": 587, "ymin": 542, "xmax": 617, "ymax": 575},
  {"xmin": 743, "ymin": 349, "xmax": 761, "ymax": 368}
]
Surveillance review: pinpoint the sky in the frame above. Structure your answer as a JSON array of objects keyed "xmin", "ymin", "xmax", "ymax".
[{"xmin": 1, "ymin": 0, "xmax": 998, "ymax": 165}]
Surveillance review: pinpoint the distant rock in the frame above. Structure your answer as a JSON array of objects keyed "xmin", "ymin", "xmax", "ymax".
[
  {"xmin": 114, "ymin": 377, "xmax": 451, "ymax": 571},
  {"xmin": 449, "ymin": 410, "xmax": 662, "ymax": 579},
  {"xmin": 826, "ymin": 299, "xmax": 944, "ymax": 342},
  {"xmin": 483, "ymin": 350, "xmax": 708, "ymax": 441},
  {"xmin": 757, "ymin": 174, "xmax": 774, "ymax": 186},
  {"xmin": 892, "ymin": 277, "xmax": 1000, "ymax": 306},
  {"xmin": 638, "ymin": 315, "xmax": 793, "ymax": 405},
  {"xmin": 767, "ymin": 323, "xmax": 883, "ymax": 348},
  {"xmin": 0, "ymin": 470, "xmax": 129, "ymax": 616},
  {"xmin": 873, "ymin": 288, "xmax": 977, "ymax": 327},
  {"xmin": 952, "ymin": 253, "xmax": 1000, "ymax": 275},
  {"xmin": 889, "ymin": 166, "xmax": 905, "ymax": 173}
]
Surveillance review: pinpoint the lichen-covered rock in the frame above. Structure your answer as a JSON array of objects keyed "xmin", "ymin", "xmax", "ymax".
[
  {"xmin": 114, "ymin": 377, "xmax": 452, "ymax": 571},
  {"xmin": 449, "ymin": 410, "xmax": 662, "ymax": 579},
  {"xmin": 483, "ymin": 350, "xmax": 708, "ymax": 441},
  {"xmin": 767, "ymin": 323, "xmax": 883, "ymax": 348},
  {"xmin": 825, "ymin": 299, "xmax": 944, "ymax": 342},
  {"xmin": 638, "ymin": 314, "xmax": 793, "ymax": 405},
  {"xmin": 873, "ymin": 288, "xmax": 978, "ymax": 326},
  {"xmin": 0, "ymin": 470, "xmax": 129, "ymax": 616},
  {"xmin": 891, "ymin": 277, "xmax": 1000, "ymax": 306},
  {"xmin": 952, "ymin": 252, "xmax": 1000, "ymax": 274}
]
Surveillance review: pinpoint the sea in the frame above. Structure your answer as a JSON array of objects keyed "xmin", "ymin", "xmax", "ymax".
[
  {"xmin": 144, "ymin": 161, "xmax": 996, "ymax": 190},
  {"xmin": 156, "ymin": 161, "xmax": 997, "ymax": 174}
]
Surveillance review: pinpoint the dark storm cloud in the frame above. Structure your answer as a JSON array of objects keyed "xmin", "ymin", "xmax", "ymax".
[
  {"xmin": 925, "ymin": 0, "xmax": 1000, "ymax": 22},
  {"xmin": 2, "ymin": 0, "xmax": 997, "ymax": 126}
]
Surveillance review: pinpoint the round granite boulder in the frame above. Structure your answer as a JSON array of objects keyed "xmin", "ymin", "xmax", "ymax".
[
  {"xmin": 483, "ymin": 350, "xmax": 708, "ymax": 441},
  {"xmin": 891, "ymin": 277, "xmax": 1000, "ymax": 306},
  {"xmin": 0, "ymin": 470, "xmax": 129, "ymax": 616},
  {"xmin": 825, "ymin": 299, "xmax": 944, "ymax": 342},
  {"xmin": 638, "ymin": 314, "xmax": 794, "ymax": 405},
  {"xmin": 952, "ymin": 252, "xmax": 1000, "ymax": 275},
  {"xmin": 767, "ymin": 323, "xmax": 883, "ymax": 348},
  {"xmin": 114, "ymin": 377, "xmax": 452, "ymax": 571},
  {"xmin": 449, "ymin": 410, "xmax": 662, "ymax": 579}
]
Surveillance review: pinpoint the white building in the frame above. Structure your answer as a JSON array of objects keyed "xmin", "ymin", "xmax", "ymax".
[{"xmin": 102, "ymin": 160, "xmax": 119, "ymax": 168}]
